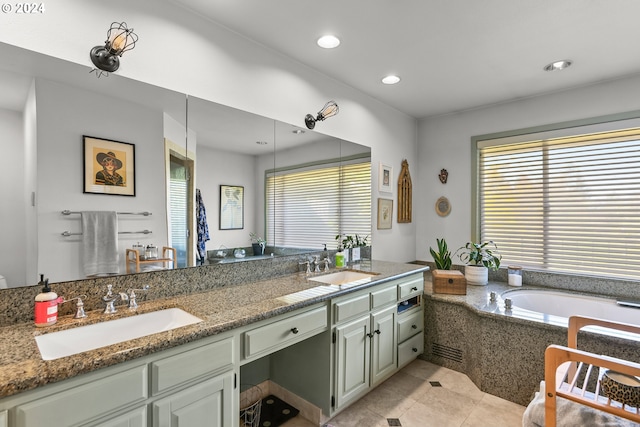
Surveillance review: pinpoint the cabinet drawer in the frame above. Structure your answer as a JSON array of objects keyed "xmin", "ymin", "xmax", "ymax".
[
  {"xmin": 397, "ymin": 310, "xmax": 423, "ymax": 343},
  {"xmin": 244, "ymin": 305, "xmax": 327, "ymax": 359},
  {"xmin": 398, "ymin": 332, "xmax": 424, "ymax": 368},
  {"xmin": 371, "ymin": 285, "xmax": 397, "ymax": 309},
  {"xmin": 333, "ymin": 294, "xmax": 369, "ymax": 323},
  {"xmin": 15, "ymin": 364, "xmax": 147, "ymax": 427},
  {"xmin": 151, "ymin": 337, "xmax": 234, "ymax": 395},
  {"xmin": 398, "ymin": 275, "xmax": 424, "ymax": 300}
]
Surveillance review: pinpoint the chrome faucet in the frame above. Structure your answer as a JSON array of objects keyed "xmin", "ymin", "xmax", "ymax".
[
  {"xmin": 313, "ymin": 255, "xmax": 322, "ymax": 273},
  {"xmin": 102, "ymin": 284, "xmax": 129, "ymax": 314},
  {"xmin": 127, "ymin": 285, "xmax": 150, "ymax": 309},
  {"xmin": 321, "ymin": 257, "xmax": 331, "ymax": 272}
]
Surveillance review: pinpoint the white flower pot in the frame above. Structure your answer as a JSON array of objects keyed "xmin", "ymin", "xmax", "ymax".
[{"xmin": 465, "ymin": 265, "xmax": 488, "ymax": 286}]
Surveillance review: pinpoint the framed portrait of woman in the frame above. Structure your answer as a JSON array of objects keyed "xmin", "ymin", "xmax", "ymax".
[{"xmin": 83, "ymin": 136, "xmax": 136, "ymax": 196}]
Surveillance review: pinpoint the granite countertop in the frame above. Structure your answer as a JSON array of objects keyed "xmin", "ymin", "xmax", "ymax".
[
  {"xmin": 423, "ymin": 271, "xmax": 576, "ymax": 331},
  {"xmin": 0, "ymin": 260, "xmax": 428, "ymax": 399}
]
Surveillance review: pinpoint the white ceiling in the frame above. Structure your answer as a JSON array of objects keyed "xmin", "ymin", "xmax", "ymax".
[{"xmin": 172, "ymin": 0, "xmax": 640, "ymax": 119}]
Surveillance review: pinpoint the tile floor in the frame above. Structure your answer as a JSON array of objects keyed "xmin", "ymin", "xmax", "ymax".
[{"xmin": 282, "ymin": 359, "xmax": 526, "ymax": 427}]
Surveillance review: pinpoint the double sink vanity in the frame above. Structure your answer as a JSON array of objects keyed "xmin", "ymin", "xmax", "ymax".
[{"xmin": 0, "ymin": 260, "xmax": 427, "ymax": 427}]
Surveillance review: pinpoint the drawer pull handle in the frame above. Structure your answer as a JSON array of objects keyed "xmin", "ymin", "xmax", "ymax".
[
  {"xmin": 412, "ymin": 347, "xmax": 418, "ymax": 353},
  {"xmin": 411, "ymin": 324, "xmax": 418, "ymax": 329},
  {"xmin": 411, "ymin": 287, "xmax": 418, "ymax": 292},
  {"xmin": 374, "ymin": 329, "xmax": 381, "ymax": 335},
  {"xmin": 291, "ymin": 327, "xmax": 299, "ymax": 334}
]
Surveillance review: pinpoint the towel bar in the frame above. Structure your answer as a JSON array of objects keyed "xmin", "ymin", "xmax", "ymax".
[
  {"xmin": 61, "ymin": 210, "xmax": 152, "ymax": 216},
  {"xmin": 61, "ymin": 230, "xmax": 152, "ymax": 237}
]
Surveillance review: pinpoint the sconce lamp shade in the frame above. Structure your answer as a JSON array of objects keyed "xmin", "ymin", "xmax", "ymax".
[
  {"xmin": 305, "ymin": 100, "xmax": 339, "ymax": 129},
  {"xmin": 90, "ymin": 22, "xmax": 138, "ymax": 74}
]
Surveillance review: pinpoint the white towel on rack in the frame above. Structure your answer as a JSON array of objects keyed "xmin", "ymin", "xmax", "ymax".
[{"xmin": 81, "ymin": 211, "xmax": 119, "ymax": 277}]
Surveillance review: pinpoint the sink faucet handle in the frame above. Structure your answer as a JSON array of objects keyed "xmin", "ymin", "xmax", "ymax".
[
  {"xmin": 313, "ymin": 255, "xmax": 321, "ymax": 273},
  {"xmin": 322, "ymin": 257, "xmax": 331, "ymax": 271},
  {"xmin": 127, "ymin": 285, "xmax": 150, "ymax": 309},
  {"xmin": 299, "ymin": 259, "xmax": 311, "ymax": 274},
  {"xmin": 61, "ymin": 295, "xmax": 88, "ymax": 319}
]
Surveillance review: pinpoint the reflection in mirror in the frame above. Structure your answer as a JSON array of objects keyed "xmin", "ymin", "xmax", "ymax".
[
  {"xmin": 0, "ymin": 42, "xmax": 186, "ymax": 288},
  {"xmin": 270, "ymin": 121, "xmax": 372, "ymax": 252},
  {"xmin": 0, "ymin": 41, "xmax": 371, "ymax": 289}
]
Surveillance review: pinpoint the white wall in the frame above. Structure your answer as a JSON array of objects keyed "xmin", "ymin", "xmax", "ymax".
[
  {"xmin": 196, "ymin": 146, "xmax": 257, "ymax": 252},
  {"xmin": 35, "ymin": 79, "xmax": 168, "ymax": 283},
  {"xmin": 417, "ymin": 74, "xmax": 640, "ymax": 263},
  {"xmin": 0, "ymin": 108, "xmax": 26, "ymax": 286},
  {"xmin": 0, "ymin": 0, "xmax": 418, "ymax": 263}
]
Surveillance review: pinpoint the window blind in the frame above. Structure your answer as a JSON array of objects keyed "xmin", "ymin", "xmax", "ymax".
[
  {"xmin": 266, "ymin": 160, "xmax": 371, "ymax": 249},
  {"xmin": 478, "ymin": 128, "xmax": 640, "ymax": 280}
]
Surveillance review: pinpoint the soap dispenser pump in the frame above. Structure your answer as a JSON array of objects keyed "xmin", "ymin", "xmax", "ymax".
[
  {"xmin": 335, "ymin": 245, "xmax": 345, "ymax": 268},
  {"xmin": 34, "ymin": 274, "xmax": 62, "ymax": 327}
]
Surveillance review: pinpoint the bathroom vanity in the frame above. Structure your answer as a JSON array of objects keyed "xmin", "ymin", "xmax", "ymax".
[{"xmin": 0, "ymin": 261, "xmax": 427, "ymax": 426}]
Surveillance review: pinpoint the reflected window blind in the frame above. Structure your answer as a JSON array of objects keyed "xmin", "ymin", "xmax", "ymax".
[
  {"xmin": 266, "ymin": 160, "xmax": 371, "ymax": 249},
  {"xmin": 479, "ymin": 128, "xmax": 640, "ymax": 280}
]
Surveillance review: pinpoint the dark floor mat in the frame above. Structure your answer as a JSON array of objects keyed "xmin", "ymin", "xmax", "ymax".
[{"xmin": 259, "ymin": 394, "xmax": 299, "ymax": 427}]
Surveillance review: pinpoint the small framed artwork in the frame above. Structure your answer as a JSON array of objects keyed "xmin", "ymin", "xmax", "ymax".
[
  {"xmin": 220, "ymin": 185, "xmax": 244, "ymax": 230},
  {"xmin": 377, "ymin": 198, "xmax": 393, "ymax": 229},
  {"xmin": 83, "ymin": 135, "xmax": 135, "ymax": 196},
  {"xmin": 379, "ymin": 162, "xmax": 393, "ymax": 193}
]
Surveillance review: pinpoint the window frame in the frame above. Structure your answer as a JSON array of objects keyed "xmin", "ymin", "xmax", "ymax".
[{"xmin": 471, "ymin": 110, "xmax": 640, "ymax": 277}]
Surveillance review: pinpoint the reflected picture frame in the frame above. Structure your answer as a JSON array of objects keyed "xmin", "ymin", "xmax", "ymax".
[
  {"xmin": 377, "ymin": 198, "xmax": 393, "ymax": 229},
  {"xmin": 83, "ymin": 135, "xmax": 135, "ymax": 196},
  {"xmin": 379, "ymin": 162, "xmax": 393, "ymax": 193},
  {"xmin": 220, "ymin": 185, "xmax": 244, "ymax": 230}
]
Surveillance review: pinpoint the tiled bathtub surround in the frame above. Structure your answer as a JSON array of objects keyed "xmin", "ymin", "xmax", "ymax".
[{"xmin": 422, "ymin": 270, "xmax": 640, "ymax": 406}]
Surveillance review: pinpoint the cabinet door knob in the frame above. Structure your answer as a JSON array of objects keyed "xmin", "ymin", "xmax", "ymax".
[
  {"xmin": 411, "ymin": 324, "xmax": 417, "ymax": 329},
  {"xmin": 411, "ymin": 287, "xmax": 418, "ymax": 292},
  {"xmin": 374, "ymin": 329, "xmax": 381, "ymax": 335},
  {"xmin": 412, "ymin": 347, "xmax": 418, "ymax": 353},
  {"xmin": 366, "ymin": 332, "xmax": 374, "ymax": 338},
  {"xmin": 291, "ymin": 327, "xmax": 299, "ymax": 334}
]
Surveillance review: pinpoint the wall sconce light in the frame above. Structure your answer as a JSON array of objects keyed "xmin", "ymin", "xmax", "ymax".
[
  {"xmin": 304, "ymin": 100, "xmax": 339, "ymax": 129},
  {"xmin": 90, "ymin": 22, "xmax": 138, "ymax": 77}
]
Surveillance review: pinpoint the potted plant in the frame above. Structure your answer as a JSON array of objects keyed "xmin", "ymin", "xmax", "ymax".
[
  {"xmin": 429, "ymin": 238, "xmax": 452, "ymax": 270},
  {"xmin": 456, "ymin": 240, "xmax": 501, "ymax": 285},
  {"xmin": 249, "ymin": 232, "xmax": 266, "ymax": 256}
]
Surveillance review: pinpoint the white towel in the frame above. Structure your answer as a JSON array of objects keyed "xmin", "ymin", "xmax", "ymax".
[{"xmin": 81, "ymin": 211, "xmax": 119, "ymax": 277}]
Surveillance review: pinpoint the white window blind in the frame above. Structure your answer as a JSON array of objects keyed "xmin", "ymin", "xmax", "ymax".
[
  {"xmin": 266, "ymin": 159, "xmax": 371, "ymax": 249},
  {"xmin": 478, "ymin": 127, "xmax": 640, "ymax": 280}
]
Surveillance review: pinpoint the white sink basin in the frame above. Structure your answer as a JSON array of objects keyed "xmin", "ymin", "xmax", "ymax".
[
  {"xmin": 35, "ymin": 308, "xmax": 202, "ymax": 360},
  {"xmin": 309, "ymin": 270, "xmax": 377, "ymax": 286}
]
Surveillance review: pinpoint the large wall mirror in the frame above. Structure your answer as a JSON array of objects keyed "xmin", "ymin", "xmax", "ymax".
[{"xmin": 0, "ymin": 42, "xmax": 371, "ymax": 289}]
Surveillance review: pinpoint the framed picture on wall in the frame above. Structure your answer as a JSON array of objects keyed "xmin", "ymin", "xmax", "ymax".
[
  {"xmin": 377, "ymin": 198, "xmax": 393, "ymax": 229},
  {"xmin": 83, "ymin": 135, "xmax": 136, "ymax": 196},
  {"xmin": 379, "ymin": 162, "xmax": 393, "ymax": 193},
  {"xmin": 220, "ymin": 185, "xmax": 244, "ymax": 230}
]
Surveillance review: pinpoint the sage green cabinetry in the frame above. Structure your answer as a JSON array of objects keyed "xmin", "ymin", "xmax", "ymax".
[
  {"xmin": 0, "ymin": 335, "xmax": 235, "ymax": 427},
  {"xmin": 332, "ymin": 272, "xmax": 424, "ymax": 412}
]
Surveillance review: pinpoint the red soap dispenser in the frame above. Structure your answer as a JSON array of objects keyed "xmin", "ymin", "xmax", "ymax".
[{"xmin": 34, "ymin": 275, "xmax": 63, "ymax": 327}]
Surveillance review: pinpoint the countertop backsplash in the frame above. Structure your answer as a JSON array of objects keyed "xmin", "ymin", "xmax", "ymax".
[
  {"xmin": 0, "ymin": 251, "xmax": 335, "ymax": 327},
  {"xmin": 416, "ymin": 260, "xmax": 640, "ymax": 301}
]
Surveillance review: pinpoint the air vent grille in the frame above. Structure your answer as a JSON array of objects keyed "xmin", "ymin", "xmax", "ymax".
[{"xmin": 432, "ymin": 343, "xmax": 463, "ymax": 363}]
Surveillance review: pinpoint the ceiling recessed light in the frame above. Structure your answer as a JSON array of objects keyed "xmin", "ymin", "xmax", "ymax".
[
  {"xmin": 382, "ymin": 75, "xmax": 401, "ymax": 85},
  {"xmin": 317, "ymin": 35, "xmax": 340, "ymax": 49},
  {"xmin": 544, "ymin": 60, "xmax": 572, "ymax": 72}
]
